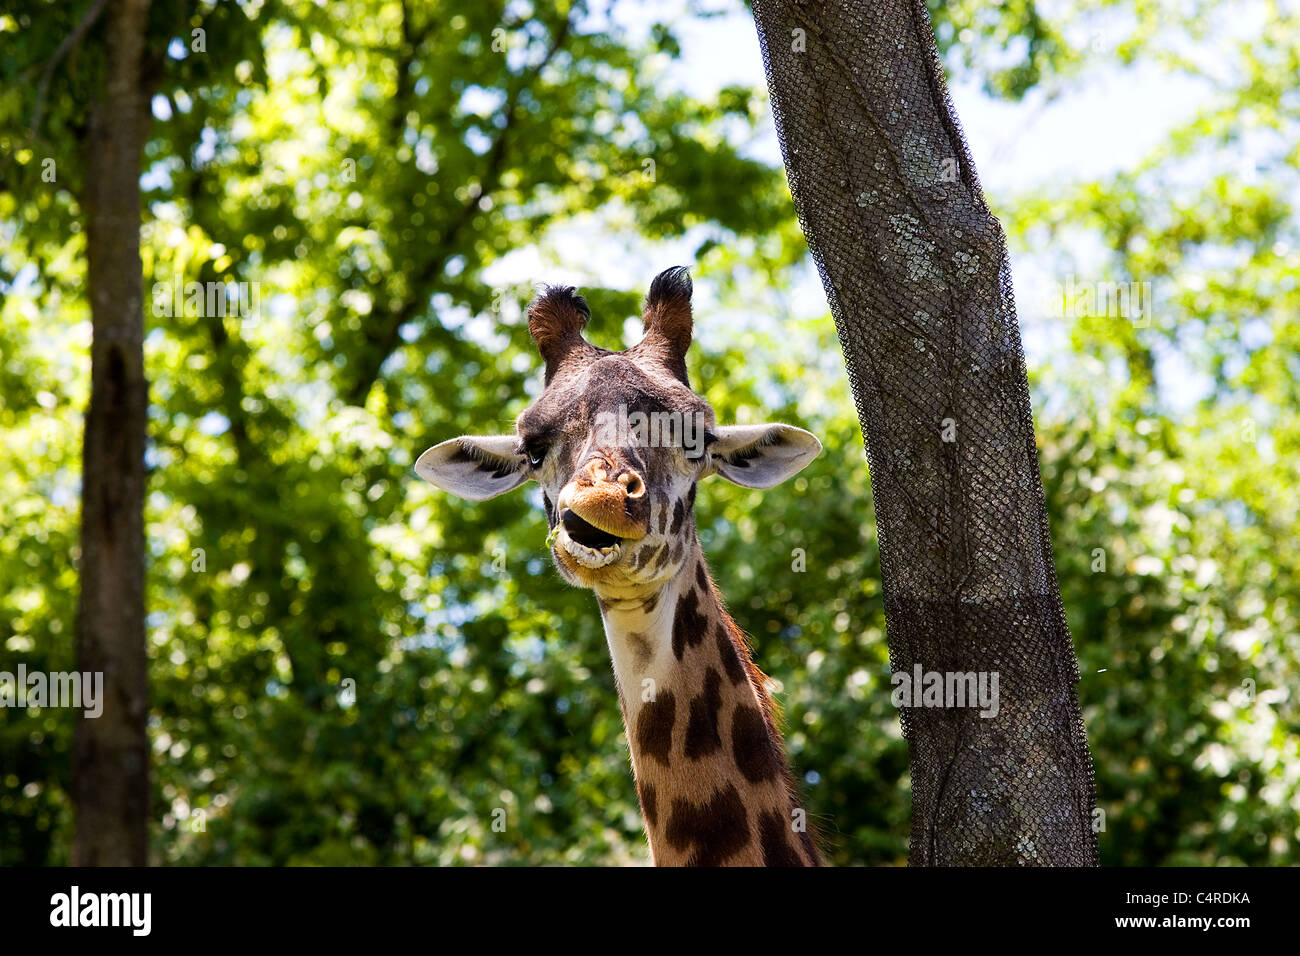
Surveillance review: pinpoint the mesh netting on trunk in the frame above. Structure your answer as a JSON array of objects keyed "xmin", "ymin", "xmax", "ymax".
[{"xmin": 750, "ymin": 0, "xmax": 1099, "ymax": 865}]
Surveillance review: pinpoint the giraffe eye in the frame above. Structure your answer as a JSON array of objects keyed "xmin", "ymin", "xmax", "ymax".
[{"xmin": 524, "ymin": 442, "xmax": 547, "ymax": 469}]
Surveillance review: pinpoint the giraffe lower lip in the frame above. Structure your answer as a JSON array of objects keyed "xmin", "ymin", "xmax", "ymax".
[{"xmin": 558, "ymin": 534, "xmax": 622, "ymax": 569}]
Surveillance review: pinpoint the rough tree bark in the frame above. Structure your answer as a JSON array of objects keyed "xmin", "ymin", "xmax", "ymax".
[
  {"xmin": 73, "ymin": 0, "xmax": 154, "ymax": 866},
  {"xmin": 750, "ymin": 0, "xmax": 1098, "ymax": 864}
]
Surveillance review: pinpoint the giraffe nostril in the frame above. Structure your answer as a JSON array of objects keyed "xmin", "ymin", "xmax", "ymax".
[{"xmin": 618, "ymin": 471, "xmax": 646, "ymax": 498}]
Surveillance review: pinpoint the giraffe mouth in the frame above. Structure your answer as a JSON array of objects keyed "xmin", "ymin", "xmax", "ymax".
[
  {"xmin": 561, "ymin": 509, "xmax": 623, "ymax": 550},
  {"xmin": 554, "ymin": 508, "xmax": 628, "ymax": 571}
]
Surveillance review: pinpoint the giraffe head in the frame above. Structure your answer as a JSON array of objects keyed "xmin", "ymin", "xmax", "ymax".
[{"xmin": 415, "ymin": 267, "xmax": 821, "ymax": 596}]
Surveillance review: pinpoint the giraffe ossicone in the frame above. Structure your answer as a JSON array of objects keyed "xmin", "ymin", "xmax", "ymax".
[{"xmin": 415, "ymin": 266, "xmax": 823, "ymax": 866}]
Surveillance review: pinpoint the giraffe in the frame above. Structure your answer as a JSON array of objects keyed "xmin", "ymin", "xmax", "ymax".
[{"xmin": 415, "ymin": 267, "xmax": 823, "ymax": 866}]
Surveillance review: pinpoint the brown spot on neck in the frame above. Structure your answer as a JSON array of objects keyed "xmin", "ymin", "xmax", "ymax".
[
  {"xmin": 731, "ymin": 703, "xmax": 784, "ymax": 784},
  {"xmin": 671, "ymin": 588, "xmax": 708, "ymax": 660},
  {"xmin": 758, "ymin": 808, "xmax": 808, "ymax": 867},
  {"xmin": 626, "ymin": 631, "xmax": 653, "ymax": 669},
  {"xmin": 635, "ymin": 691, "xmax": 676, "ymax": 768},
  {"xmin": 683, "ymin": 667, "xmax": 723, "ymax": 759},
  {"xmin": 716, "ymin": 625, "xmax": 747, "ymax": 685},
  {"xmin": 638, "ymin": 781, "xmax": 658, "ymax": 828},
  {"xmin": 664, "ymin": 783, "xmax": 751, "ymax": 866}
]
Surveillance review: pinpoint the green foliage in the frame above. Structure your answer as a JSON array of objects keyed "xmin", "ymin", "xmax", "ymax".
[{"xmin": 1, "ymin": 0, "xmax": 1296, "ymax": 865}]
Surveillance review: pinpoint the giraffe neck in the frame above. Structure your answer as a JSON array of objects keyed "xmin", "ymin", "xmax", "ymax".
[{"xmin": 596, "ymin": 538, "xmax": 819, "ymax": 866}]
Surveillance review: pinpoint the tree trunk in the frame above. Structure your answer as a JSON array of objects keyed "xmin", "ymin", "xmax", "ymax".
[
  {"xmin": 73, "ymin": 0, "xmax": 154, "ymax": 867},
  {"xmin": 750, "ymin": 0, "xmax": 1098, "ymax": 864}
]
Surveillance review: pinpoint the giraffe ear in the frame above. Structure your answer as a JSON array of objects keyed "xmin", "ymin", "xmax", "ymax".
[
  {"xmin": 707, "ymin": 424, "xmax": 821, "ymax": 489},
  {"xmin": 415, "ymin": 435, "xmax": 530, "ymax": 501},
  {"xmin": 528, "ymin": 285, "xmax": 591, "ymax": 381}
]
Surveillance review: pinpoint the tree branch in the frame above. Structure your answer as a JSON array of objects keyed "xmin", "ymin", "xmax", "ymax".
[
  {"xmin": 30, "ymin": 0, "xmax": 111, "ymax": 139},
  {"xmin": 343, "ymin": 15, "xmax": 574, "ymax": 406}
]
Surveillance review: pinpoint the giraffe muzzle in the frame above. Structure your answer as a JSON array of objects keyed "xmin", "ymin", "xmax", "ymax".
[{"xmin": 555, "ymin": 471, "xmax": 650, "ymax": 555}]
